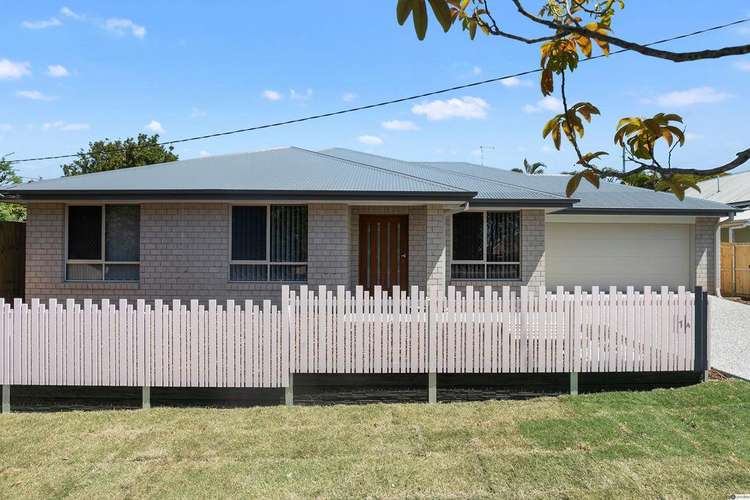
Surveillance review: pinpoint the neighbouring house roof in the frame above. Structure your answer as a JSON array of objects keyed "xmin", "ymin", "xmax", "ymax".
[
  {"xmin": 0, "ymin": 145, "xmax": 736, "ymax": 215},
  {"xmin": 689, "ymin": 171, "xmax": 750, "ymax": 207},
  {"xmin": 324, "ymin": 148, "xmax": 735, "ymax": 216}
]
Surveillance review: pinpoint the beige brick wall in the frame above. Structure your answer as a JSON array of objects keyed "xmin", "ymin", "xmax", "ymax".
[
  {"xmin": 25, "ymin": 202, "xmax": 349, "ymax": 304},
  {"xmin": 447, "ymin": 209, "xmax": 546, "ymax": 293},
  {"xmin": 28, "ymin": 203, "xmax": 715, "ymax": 303},
  {"xmin": 308, "ymin": 203, "xmax": 350, "ymax": 287},
  {"xmin": 694, "ymin": 216, "xmax": 719, "ymax": 293}
]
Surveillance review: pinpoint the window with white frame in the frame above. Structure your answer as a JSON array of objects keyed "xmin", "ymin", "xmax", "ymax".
[
  {"xmin": 451, "ymin": 211, "xmax": 520, "ymax": 280},
  {"xmin": 230, "ymin": 205, "xmax": 308, "ymax": 282},
  {"xmin": 66, "ymin": 205, "xmax": 140, "ymax": 281}
]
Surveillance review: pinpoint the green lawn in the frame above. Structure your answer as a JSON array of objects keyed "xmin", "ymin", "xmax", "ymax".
[{"xmin": 1, "ymin": 380, "xmax": 749, "ymax": 498}]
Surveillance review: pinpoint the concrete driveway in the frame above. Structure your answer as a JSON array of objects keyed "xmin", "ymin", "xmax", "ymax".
[{"xmin": 710, "ymin": 296, "xmax": 750, "ymax": 380}]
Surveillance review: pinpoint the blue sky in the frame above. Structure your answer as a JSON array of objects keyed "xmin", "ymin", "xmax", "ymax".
[{"xmin": 2, "ymin": 1, "xmax": 749, "ymax": 181}]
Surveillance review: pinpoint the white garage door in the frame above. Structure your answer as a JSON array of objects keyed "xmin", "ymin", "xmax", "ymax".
[{"xmin": 545, "ymin": 222, "xmax": 691, "ymax": 290}]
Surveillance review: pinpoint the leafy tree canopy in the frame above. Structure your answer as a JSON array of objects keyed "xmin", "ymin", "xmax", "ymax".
[
  {"xmin": 396, "ymin": 0, "xmax": 750, "ymax": 199},
  {"xmin": 0, "ymin": 157, "xmax": 26, "ymax": 222},
  {"xmin": 512, "ymin": 158, "xmax": 546, "ymax": 174},
  {"xmin": 62, "ymin": 133, "xmax": 178, "ymax": 176}
]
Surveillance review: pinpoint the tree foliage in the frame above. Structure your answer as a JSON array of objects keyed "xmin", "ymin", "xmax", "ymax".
[
  {"xmin": 395, "ymin": 0, "xmax": 750, "ymax": 199},
  {"xmin": 511, "ymin": 158, "xmax": 546, "ymax": 174},
  {"xmin": 0, "ymin": 158, "xmax": 26, "ymax": 222},
  {"xmin": 62, "ymin": 133, "xmax": 178, "ymax": 177}
]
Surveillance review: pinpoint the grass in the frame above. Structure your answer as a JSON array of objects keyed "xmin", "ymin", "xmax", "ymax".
[{"xmin": 1, "ymin": 380, "xmax": 749, "ymax": 498}]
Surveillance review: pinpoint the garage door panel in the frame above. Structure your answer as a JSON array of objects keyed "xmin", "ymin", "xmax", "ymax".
[{"xmin": 545, "ymin": 222, "xmax": 691, "ymax": 290}]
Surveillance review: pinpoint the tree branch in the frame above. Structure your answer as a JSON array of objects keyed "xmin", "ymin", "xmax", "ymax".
[
  {"xmin": 482, "ymin": 1, "xmax": 559, "ymax": 44},
  {"xmin": 511, "ymin": 0, "xmax": 750, "ymax": 62},
  {"xmin": 589, "ymin": 147, "xmax": 750, "ymax": 180}
]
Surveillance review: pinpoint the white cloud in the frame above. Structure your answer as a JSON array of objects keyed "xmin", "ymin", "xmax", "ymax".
[
  {"xmin": 685, "ymin": 132, "xmax": 704, "ymax": 141},
  {"xmin": 472, "ymin": 66, "xmax": 482, "ymax": 75},
  {"xmin": 382, "ymin": 119, "xmax": 419, "ymax": 131},
  {"xmin": 523, "ymin": 96, "xmax": 563, "ymax": 113},
  {"xmin": 734, "ymin": 60, "xmax": 750, "ymax": 72},
  {"xmin": 105, "ymin": 18, "xmax": 146, "ymax": 38},
  {"xmin": 357, "ymin": 135, "xmax": 383, "ymax": 145},
  {"xmin": 190, "ymin": 107, "xmax": 207, "ymax": 118},
  {"xmin": 642, "ymin": 86, "xmax": 731, "ymax": 107},
  {"xmin": 0, "ymin": 59, "xmax": 31, "ymax": 80},
  {"xmin": 342, "ymin": 92, "xmax": 357, "ymax": 102},
  {"xmin": 22, "ymin": 17, "xmax": 62, "ymax": 29},
  {"xmin": 541, "ymin": 145, "xmax": 554, "ymax": 153},
  {"xmin": 60, "ymin": 6, "xmax": 83, "ymax": 19},
  {"xmin": 42, "ymin": 121, "xmax": 90, "ymax": 131},
  {"xmin": 47, "ymin": 64, "xmax": 70, "ymax": 78},
  {"xmin": 262, "ymin": 89, "xmax": 282, "ymax": 101},
  {"xmin": 0, "ymin": 124, "xmax": 13, "ymax": 132},
  {"xmin": 411, "ymin": 96, "xmax": 489, "ymax": 121},
  {"xmin": 289, "ymin": 88, "xmax": 313, "ymax": 101},
  {"xmin": 16, "ymin": 90, "xmax": 55, "ymax": 101},
  {"xmin": 144, "ymin": 120, "xmax": 164, "ymax": 133},
  {"xmin": 501, "ymin": 77, "xmax": 532, "ymax": 88},
  {"xmin": 199, "ymin": 150, "xmax": 210, "ymax": 157}
]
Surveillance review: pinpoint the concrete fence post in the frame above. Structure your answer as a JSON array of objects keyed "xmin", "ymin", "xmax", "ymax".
[
  {"xmin": 285, "ymin": 374, "xmax": 294, "ymax": 407},
  {"xmin": 142, "ymin": 386, "xmax": 151, "ymax": 409},
  {"xmin": 569, "ymin": 373, "xmax": 579, "ymax": 396},
  {"xmin": 428, "ymin": 372, "xmax": 437, "ymax": 403},
  {"xmin": 1, "ymin": 385, "xmax": 9, "ymax": 414}
]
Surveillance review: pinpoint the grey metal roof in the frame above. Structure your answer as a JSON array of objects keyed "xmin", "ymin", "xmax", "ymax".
[
  {"xmin": 688, "ymin": 171, "xmax": 750, "ymax": 207},
  {"xmin": 320, "ymin": 148, "xmax": 576, "ymax": 207},
  {"xmin": 1, "ymin": 147, "xmax": 475, "ymax": 202},
  {"xmin": 1, "ymin": 145, "xmax": 736, "ymax": 214},
  {"xmin": 415, "ymin": 159, "xmax": 735, "ymax": 215}
]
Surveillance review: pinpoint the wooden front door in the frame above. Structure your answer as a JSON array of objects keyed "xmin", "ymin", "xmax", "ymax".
[{"xmin": 358, "ymin": 215, "xmax": 408, "ymax": 292}]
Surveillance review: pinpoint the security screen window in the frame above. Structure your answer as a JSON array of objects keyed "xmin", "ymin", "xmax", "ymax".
[
  {"xmin": 230, "ymin": 205, "xmax": 308, "ymax": 282},
  {"xmin": 451, "ymin": 211, "xmax": 520, "ymax": 280},
  {"xmin": 66, "ymin": 205, "xmax": 140, "ymax": 281}
]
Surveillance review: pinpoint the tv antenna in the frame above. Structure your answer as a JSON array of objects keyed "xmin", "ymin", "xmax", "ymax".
[{"xmin": 479, "ymin": 145, "xmax": 495, "ymax": 166}]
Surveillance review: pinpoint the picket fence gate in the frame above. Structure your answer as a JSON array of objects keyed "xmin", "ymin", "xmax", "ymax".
[{"xmin": 0, "ymin": 285, "xmax": 708, "ymax": 390}]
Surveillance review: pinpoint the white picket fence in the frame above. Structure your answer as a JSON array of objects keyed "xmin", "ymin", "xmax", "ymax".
[
  {"xmin": 0, "ymin": 285, "xmax": 702, "ymax": 389},
  {"xmin": 288, "ymin": 285, "xmax": 698, "ymax": 375},
  {"xmin": 0, "ymin": 298, "xmax": 287, "ymax": 388}
]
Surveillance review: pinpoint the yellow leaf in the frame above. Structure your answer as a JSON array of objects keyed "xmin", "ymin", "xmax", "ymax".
[{"xmin": 566, "ymin": 172, "xmax": 584, "ymax": 197}]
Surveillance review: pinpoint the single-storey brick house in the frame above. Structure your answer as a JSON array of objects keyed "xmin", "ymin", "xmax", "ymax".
[{"xmin": 1, "ymin": 147, "xmax": 734, "ymax": 303}]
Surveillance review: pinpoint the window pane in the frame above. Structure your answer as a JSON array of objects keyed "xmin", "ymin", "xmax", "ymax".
[
  {"xmin": 487, "ymin": 212, "xmax": 520, "ymax": 263},
  {"xmin": 451, "ymin": 263, "xmax": 485, "ymax": 280},
  {"xmin": 105, "ymin": 205, "xmax": 140, "ymax": 262},
  {"xmin": 68, "ymin": 206, "xmax": 102, "ymax": 260},
  {"xmin": 270, "ymin": 264, "xmax": 307, "ymax": 282},
  {"xmin": 487, "ymin": 263, "xmax": 520, "ymax": 280},
  {"xmin": 270, "ymin": 205, "xmax": 308, "ymax": 262},
  {"xmin": 66, "ymin": 263, "xmax": 102, "ymax": 281},
  {"xmin": 232, "ymin": 206, "xmax": 266, "ymax": 260},
  {"xmin": 105, "ymin": 264, "xmax": 139, "ymax": 281},
  {"xmin": 452, "ymin": 212, "xmax": 483, "ymax": 261},
  {"xmin": 230, "ymin": 264, "xmax": 268, "ymax": 282}
]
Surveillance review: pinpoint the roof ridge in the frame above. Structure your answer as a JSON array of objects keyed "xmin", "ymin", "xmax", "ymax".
[
  {"xmin": 414, "ymin": 160, "xmax": 573, "ymax": 201},
  {"xmin": 302, "ymin": 147, "xmax": 473, "ymax": 194}
]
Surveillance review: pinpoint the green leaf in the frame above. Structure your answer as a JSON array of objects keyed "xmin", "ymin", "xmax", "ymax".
[
  {"xmin": 428, "ymin": 0, "xmax": 453, "ymax": 32},
  {"xmin": 396, "ymin": 0, "xmax": 413, "ymax": 25},
  {"xmin": 412, "ymin": 0, "xmax": 428, "ymax": 40}
]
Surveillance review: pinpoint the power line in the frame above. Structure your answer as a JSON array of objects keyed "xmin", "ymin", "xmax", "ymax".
[{"xmin": 8, "ymin": 16, "xmax": 750, "ymax": 165}]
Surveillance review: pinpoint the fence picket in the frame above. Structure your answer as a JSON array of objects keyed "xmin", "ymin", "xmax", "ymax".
[{"xmin": 0, "ymin": 286, "xmax": 698, "ymax": 389}]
